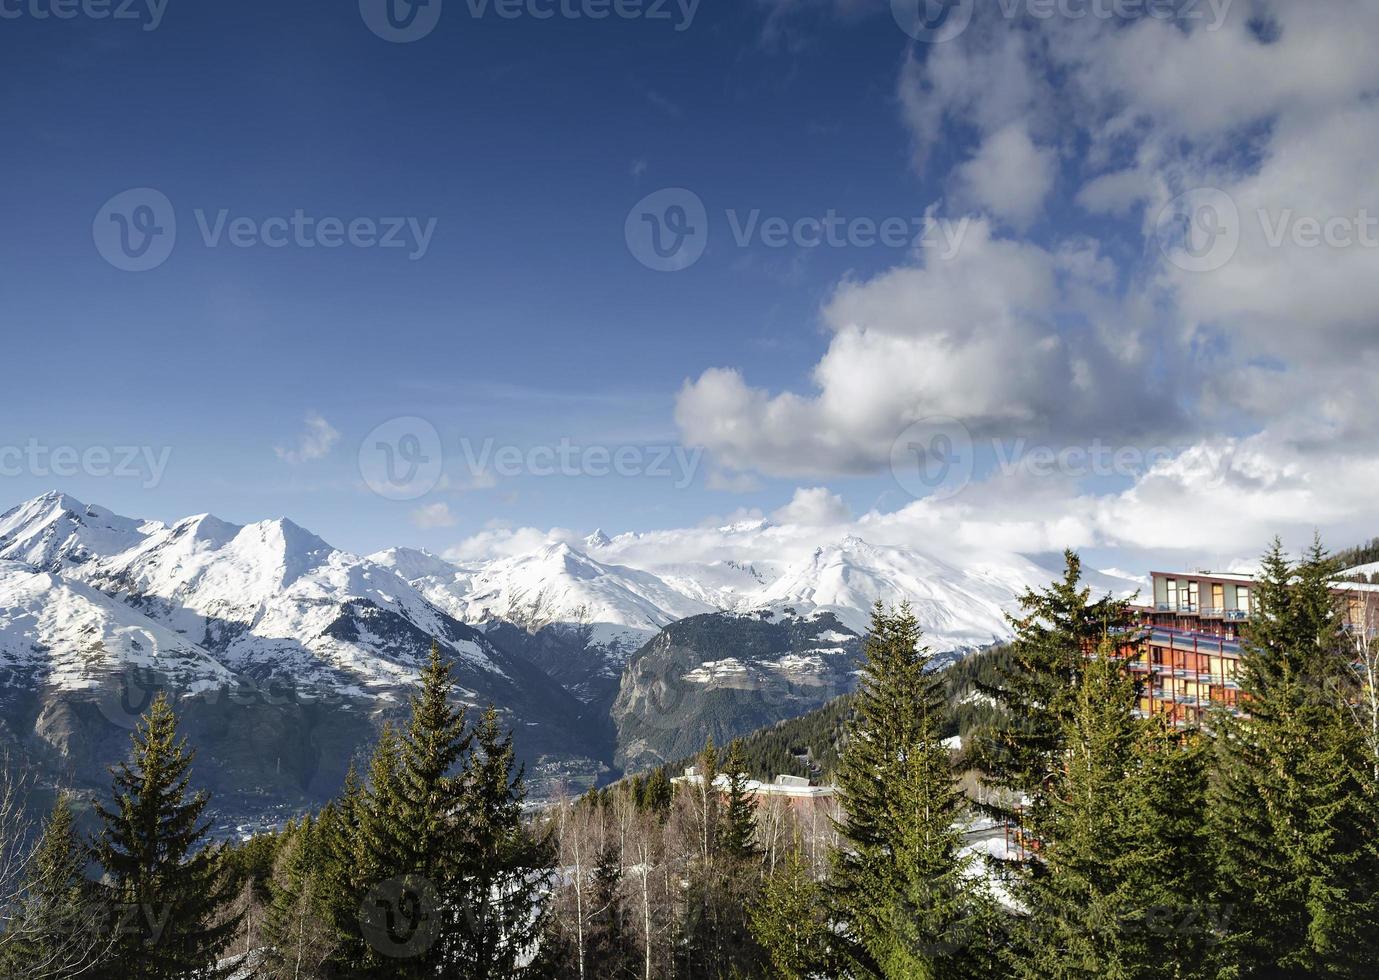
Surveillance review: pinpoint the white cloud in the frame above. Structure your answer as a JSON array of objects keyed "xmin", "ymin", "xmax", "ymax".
[
  {"xmin": 275, "ymin": 412, "xmax": 340, "ymax": 465},
  {"xmin": 954, "ymin": 123, "xmax": 1057, "ymax": 229},
  {"xmin": 678, "ymin": 1, "xmax": 1379, "ymax": 492},
  {"xmin": 676, "ymin": 220, "xmax": 1180, "ymax": 476},
  {"xmin": 771, "ymin": 487, "xmax": 852, "ymax": 526},
  {"xmin": 411, "ymin": 502, "xmax": 458, "ymax": 529}
]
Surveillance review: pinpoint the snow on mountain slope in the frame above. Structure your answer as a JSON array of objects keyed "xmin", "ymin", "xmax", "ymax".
[
  {"xmin": 747, "ymin": 536, "xmax": 1032, "ymax": 650},
  {"xmin": 1344, "ymin": 560, "xmax": 1379, "ymax": 578},
  {"xmin": 385, "ymin": 543, "xmax": 715, "ymax": 636},
  {"xmin": 0, "ymin": 491, "xmax": 157, "ymax": 569},
  {"xmin": 0, "ymin": 559, "xmax": 233, "ymax": 694}
]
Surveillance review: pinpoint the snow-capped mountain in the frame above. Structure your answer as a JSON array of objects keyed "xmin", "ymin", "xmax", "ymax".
[
  {"xmin": 746, "ymin": 536, "xmax": 1032, "ymax": 648},
  {"xmin": 0, "ymin": 489, "xmax": 1143, "ymax": 829},
  {"xmin": 375, "ymin": 541, "xmax": 715, "ymax": 638},
  {"xmin": 0, "ymin": 492, "xmax": 603, "ymax": 825}
]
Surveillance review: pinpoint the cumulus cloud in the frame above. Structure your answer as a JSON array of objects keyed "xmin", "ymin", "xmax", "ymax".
[
  {"xmin": 678, "ymin": 0, "xmax": 1379, "ymax": 496},
  {"xmin": 275, "ymin": 412, "xmax": 340, "ymax": 465},
  {"xmin": 676, "ymin": 220, "xmax": 1181, "ymax": 476},
  {"xmin": 954, "ymin": 122, "xmax": 1057, "ymax": 229},
  {"xmin": 771, "ymin": 487, "xmax": 853, "ymax": 526}
]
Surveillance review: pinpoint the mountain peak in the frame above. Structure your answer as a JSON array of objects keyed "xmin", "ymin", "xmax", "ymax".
[{"xmin": 585, "ymin": 528, "xmax": 611, "ymax": 549}]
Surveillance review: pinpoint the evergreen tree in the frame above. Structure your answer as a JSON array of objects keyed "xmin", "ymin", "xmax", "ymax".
[
  {"xmin": 971, "ymin": 551, "xmax": 1136, "ymax": 846},
  {"xmin": 1115, "ymin": 721, "xmax": 1218, "ymax": 979},
  {"xmin": 261, "ymin": 816, "xmax": 335, "ymax": 979},
  {"xmin": 722, "ymin": 739, "xmax": 759, "ymax": 861},
  {"xmin": 1209, "ymin": 539, "xmax": 1379, "ymax": 977},
  {"xmin": 451, "ymin": 706, "xmax": 555, "ymax": 978},
  {"xmin": 750, "ymin": 837, "xmax": 833, "ymax": 980},
  {"xmin": 586, "ymin": 836, "xmax": 638, "ymax": 979},
  {"xmin": 1013, "ymin": 646, "xmax": 1139, "ymax": 978},
  {"xmin": 89, "ymin": 692, "xmax": 239, "ymax": 979},
  {"xmin": 315, "ymin": 766, "xmax": 368, "ymax": 972},
  {"xmin": 1, "ymin": 793, "xmax": 104, "ymax": 978},
  {"xmin": 393, "ymin": 643, "xmax": 473, "ymax": 976},
  {"xmin": 641, "ymin": 767, "xmax": 673, "ymax": 814},
  {"xmin": 830, "ymin": 602, "xmax": 990, "ymax": 978}
]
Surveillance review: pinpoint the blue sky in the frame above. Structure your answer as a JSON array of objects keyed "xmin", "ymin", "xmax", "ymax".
[
  {"xmin": 3, "ymin": 0, "xmax": 1377, "ymax": 572},
  {"xmin": 1, "ymin": 1, "xmax": 939, "ymax": 545}
]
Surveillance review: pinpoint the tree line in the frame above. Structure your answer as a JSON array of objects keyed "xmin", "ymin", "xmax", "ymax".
[{"xmin": 2, "ymin": 538, "xmax": 1377, "ymax": 977}]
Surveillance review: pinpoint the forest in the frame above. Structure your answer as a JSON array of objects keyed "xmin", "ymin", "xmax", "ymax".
[{"xmin": 1, "ymin": 540, "xmax": 1377, "ymax": 978}]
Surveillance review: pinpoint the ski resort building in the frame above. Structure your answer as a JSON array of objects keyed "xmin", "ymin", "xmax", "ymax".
[{"xmin": 1120, "ymin": 570, "xmax": 1379, "ymax": 726}]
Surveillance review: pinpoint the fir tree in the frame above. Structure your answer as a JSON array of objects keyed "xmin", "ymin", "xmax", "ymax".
[
  {"xmin": 830, "ymin": 602, "xmax": 990, "ymax": 978},
  {"xmin": 721, "ymin": 739, "xmax": 759, "ymax": 861},
  {"xmin": 586, "ymin": 836, "xmax": 638, "ymax": 979},
  {"xmin": 89, "ymin": 692, "xmax": 239, "ymax": 979},
  {"xmin": 1013, "ymin": 646, "xmax": 1139, "ymax": 978},
  {"xmin": 1209, "ymin": 539, "xmax": 1379, "ymax": 977},
  {"xmin": 1, "ymin": 793, "xmax": 105, "ymax": 978},
  {"xmin": 394, "ymin": 642, "xmax": 473, "ymax": 976},
  {"xmin": 970, "ymin": 550, "xmax": 1136, "ymax": 846},
  {"xmin": 451, "ymin": 706, "xmax": 555, "ymax": 979},
  {"xmin": 750, "ymin": 837, "xmax": 833, "ymax": 980},
  {"xmin": 261, "ymin": 816, "xmax": 335, "ymax": 979},
  {"xmin": 315, "ymin": 765, "xmax": 368, "ymax": 971},
  {"xmin": 1115, "ymin": 721, "xmax": 1218, "ymax": 979}
]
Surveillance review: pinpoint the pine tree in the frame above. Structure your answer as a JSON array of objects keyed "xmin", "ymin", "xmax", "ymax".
[
  {"xmin": 89, "ymin": 692, "xmax": 239, "ymax": 979},
  {"xmin": 1209, "ymin": 539, "xmax": 1379, "ymax": 977},
  {"xmin": 750, "ymin": 837, "xmax": 833, "ymax": 980},
  {"xmin": 722, "ymin": 739, "xmax": 758, "ymax": 861},
  {"xmin": 1013, "ymin": 646, "xmax": 1139, "ymax": 978},
  {"xmin": 970, "ymin": 551, "xmax": 1137, "ymax": 846},
  {"xmin": 392, "ymin": 642, "xmax": 473, "ymax": 976},
  {"xmin": 586, "ymin": 836, "xmax": 638, "ymax": 979},
  {"xmin": 315, "ymin": 765, "xmax": 368, "ymax": 971},
  {"xmin": 261, "ymin": 816, "xmax": 335, "ymax": 979},
  {"xmin": 1115, "ymin": 721, "xmax": 1218, "ymax": 979},
  {"xmin": 830, "ymin": 602, "xmax": 991, "ymax": 978},
  {"xmin": 1, "ymin": 793, "xmax": 105, "ymax": 978},
  {"xmin": 641, "ymin": 767, "xmax": 672, "ymax": 814},
  {"xmin": 451, "ymin": 706, "xmax": 555, "ymax": 978}
]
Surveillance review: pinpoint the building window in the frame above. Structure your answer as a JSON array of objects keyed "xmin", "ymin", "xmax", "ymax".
[
  {"xmin": 1238, "ymin": 586, "xmax": 1250, "ymax": 615},
  {"xmin": 1166, "ymin": 578, "xmax": 1178, "ymax": 610},
  {"xmin": 1187, "ymin": 581, "xmax": 1199, "ymax": 612},
  {"xmin": 1212, "ymin": 583, "xmax": 1224, "ymax": 611}
]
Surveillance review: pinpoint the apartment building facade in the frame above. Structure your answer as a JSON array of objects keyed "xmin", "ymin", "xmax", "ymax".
[{"xmin": 1119, "ymin": 570, "xmax": 1379, "ymax": 726}]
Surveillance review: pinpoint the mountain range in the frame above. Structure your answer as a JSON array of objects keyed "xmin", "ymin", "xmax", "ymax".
[{"xmin": 0, "ymin": 491, "xmax": 1138, "ymax": 832}]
